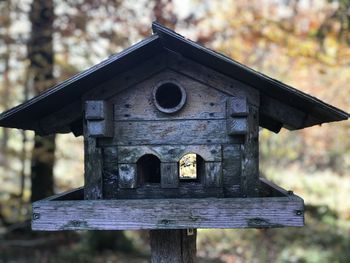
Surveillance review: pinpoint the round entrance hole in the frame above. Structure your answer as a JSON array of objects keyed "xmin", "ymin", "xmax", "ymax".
[{"xmin": 153, "ymin": 81, "xmax": 186, "ymax": 114}]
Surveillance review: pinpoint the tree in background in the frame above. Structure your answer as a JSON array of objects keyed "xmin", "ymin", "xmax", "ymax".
[{"xmin": 28, "ymin": 0, "xmax": 55, "ymax": 202}]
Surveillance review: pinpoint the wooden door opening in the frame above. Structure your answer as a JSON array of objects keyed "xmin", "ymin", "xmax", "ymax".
[
  {"xmin": 179, "ymin": 153, "xmax": 203, "ymax": 182},
  {"xmin": 137, "ymin": 154, "xmax": 161, "ymax": 184}
]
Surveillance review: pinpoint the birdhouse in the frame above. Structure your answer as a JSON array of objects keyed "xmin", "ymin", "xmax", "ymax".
[{"xmin": 0, "ymin": 23, "xmax": 348, "ymax": 231}]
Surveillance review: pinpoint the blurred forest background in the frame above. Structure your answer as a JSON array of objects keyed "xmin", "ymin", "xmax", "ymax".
[{"xmin": 0, "ymin": 0, "xmax": 349, "ymax": 262}]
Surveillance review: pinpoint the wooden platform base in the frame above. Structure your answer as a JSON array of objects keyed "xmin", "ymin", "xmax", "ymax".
[{"xmin": 32, "ymin": 178, "xmax": 304, "ymax": 231}]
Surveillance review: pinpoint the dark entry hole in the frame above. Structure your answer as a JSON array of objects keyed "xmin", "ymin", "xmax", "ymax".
[
  {"xmin": 153, "ymin": 82, "xmax": 186, "ymax": 113},
  {"xmin": 137, "ymin": 154, "xmax": 161, "ymax": 184},
  {"xmin": 179, "ymin": 153, "xmax": 204, "ymax": 182},
  {"xmin": 155, "ymin": 83, "xmax": 182, "ymax": 108}
]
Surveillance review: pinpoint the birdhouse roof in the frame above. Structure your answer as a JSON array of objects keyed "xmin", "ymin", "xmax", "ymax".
[{"xmin": 0, "ymin": 22, "xmax": 348, "ymax": 135}]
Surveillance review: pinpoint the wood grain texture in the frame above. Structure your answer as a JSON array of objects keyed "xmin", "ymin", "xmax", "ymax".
[
  {"xmin": 86, "ymin": 120, "xmax": 112, "ymax": 137},
  {"xmin": 260, "ymin": 95, "xmax": 307, "ymax": 130},
  {"xmin": 222, "ymin": 144, "xmax": 242, "ymax": 197},
  {"xmin": 84, "ymin": 136, "xmax": 103, "ymax": 199},
  {"xmin": 166, "ymin": 51, "xmax": 260, "ymax": 107},
  {"xmin": 161, "ymin": 163, "xmax": 179, "ymax": 188},
  {"xmin": 150, "ymin": 229, "xmax": 196, "ymax": 263},
  {"xmin": 102, "ymin": 146, "xmax": 118, "ymax": 199},
  {"xmin": 99, "ymin": 120, "xmax": 243, "ymax": 146},
  {"xmin": 83, "ymin": 52, "xmax": 167, "ymax": 101},
  {"xmin": 227, "ymin": 117, "xmax": 247, "ymax": 135},
  {"xmin": 204, "ymin": 162, "xmax": 222, "ymax": 188},
  {"xmin": 117, "ymin": 145, "xmax": 222, "ymax": 163},
  {"xmin": 32, "ymin": 194, "xmax": 304, "ymax": 230},
  {"xmin": 107, "ymin": 183, "xmax": 224, "ymax": 199},
  {"xmin": 241, "ymin": 105, "xmax": 260, "ymax": 197},
  {"xmin": 112, "ymin": 69, "xmax": 227, "ymax": 121}
]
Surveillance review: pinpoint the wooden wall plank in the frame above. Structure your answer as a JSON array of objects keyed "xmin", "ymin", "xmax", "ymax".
[
  {"xmin": 112, "ymin": 69, "xmax": 227, "ymax": 121},
  {"xmin": 166, "ymin": 51, "xmax": 260, "ymax": 107},
  {"xmin": 32, "ymin": 195, "xmax": 304, "ymax": 230},
  {"xmin": 241, "ymin": 106, "xmax": 260, "ymax": 197},
  {"xmin": 150, "ymin": 229, "xmax": 197, "ymax": 263},
  {"xmin": 161, "ymin": 163, "xmax": 179, "ymax": 188},
  {"xmin": 204, "ymin": 162, "xmax": 222, "ymax": 188},
  {"xmin": 102, "ymin": 146, "xmax": 118, "ymax": 199},
  {"xmin": 84, "ymin": 136, "xmax": 103, "ymax": 199},
  {"xmin": 99, "ymin": 120, "xmax": 243, "ymax": 146},
  {"xmin": 83, "ymin": 52, "xmax": 167, "ymax": 101},
  {"xmin": 222, "ymin": 144, "xmax": 241, "ymax": 197},
  {"xmin": 106, "ymin": 183, "xmax": 224, "ymax": 199}
]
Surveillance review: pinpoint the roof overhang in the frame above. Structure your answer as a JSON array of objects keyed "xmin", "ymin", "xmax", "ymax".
[{"xmin": 0, "ymin": 22, "xmax": 348, "ymax": 135}]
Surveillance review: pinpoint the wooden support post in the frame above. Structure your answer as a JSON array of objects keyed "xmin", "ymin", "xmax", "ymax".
[{"xmin": 150, "ymin": 229, "xmax": 197, "ymax": 263}]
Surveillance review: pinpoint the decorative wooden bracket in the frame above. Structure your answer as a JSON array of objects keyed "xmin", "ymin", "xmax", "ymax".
[
  {"xmin": 85, "ymin": 100, "xmax": 113, "ymax": 137},
  {"xmin": 227, "ymin": 97, "xmax": 249, "ymax": 135}
]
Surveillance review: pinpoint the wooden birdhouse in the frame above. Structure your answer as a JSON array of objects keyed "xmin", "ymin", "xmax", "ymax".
[{"xmin": 0, "ymin": 23, "xmax": 348, "ymax": 231}]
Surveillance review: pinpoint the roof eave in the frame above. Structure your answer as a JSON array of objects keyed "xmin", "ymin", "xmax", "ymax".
[
  {"xmin": 0, "ymin": 34, "xmax": 162, "ymax": 132},
  {"xmin": 152, "ymin": 21, "xmax": 349, "ymax": 131}
]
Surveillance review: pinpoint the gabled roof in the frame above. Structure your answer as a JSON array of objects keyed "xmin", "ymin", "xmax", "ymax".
[{"xmin": 0, "ymin": 22, "xmax": 348, "ymax": 135}]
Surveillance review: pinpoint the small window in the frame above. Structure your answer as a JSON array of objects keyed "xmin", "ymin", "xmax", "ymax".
[
  {"xmin": 153, "ymin": 81, "xmax": 186, "ymax": 114},
  {"xmin": 137, "ymin": 154, "xmax": 161, "ymax": 184},
  {"xmin": 179, "ymin": 153, "xmax": 203, "ymax": 182}
]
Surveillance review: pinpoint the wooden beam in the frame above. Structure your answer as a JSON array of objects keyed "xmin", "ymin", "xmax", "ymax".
[
  {"xmin": 32, "ymin": 194, "xmax": 304, "ymax": 230},
  {"xmin": 83, "ymin": 51, "xmax": 167, "ymax": 101},
  {"xmin": 84, "ymin": 136, "xmax": 103, "ymax": 199},
  {"xmin": 166, "ymin": 50, "xmax": 260, "ymax": 107},
  {"xmin": 227, "ymin": 97, "xmax": 249, "ymax": 117},
  {"xmin": 241, "ymin": 105, "xmax": 260, "ymax": 197},
  {"xmin": 85, "ymin": 100, "xmax": 113, "ymax": 137},
  {"xmin": 260, "ymin": 95, "xmax": 306, "ymax": 130},
  {"xmin": 222, "ymin": 144, "xmax": 241, "ymax": 197},
  {"xmin": 38, "ymin": 101, "xmax": 82, "ymax": 135},
  {"xmin": 227, "ymin": 117, "xmax": 247, "ymax": 135},
  {"xmin": 99, "ymin": 119, "xmax": 243, "ymax": 146},
  {"xmin": 150, "ymin": 229, "xmax": 196, "ymax": 263}
]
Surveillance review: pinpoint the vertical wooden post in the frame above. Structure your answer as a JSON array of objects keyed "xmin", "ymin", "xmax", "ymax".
[{"xmin": 150, "ymin": 229, "xmax": 197, "ymax": 263}]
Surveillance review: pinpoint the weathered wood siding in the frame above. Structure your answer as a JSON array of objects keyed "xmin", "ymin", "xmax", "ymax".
[
  {"xmin": 81, "ymin": 51, "xmax": 261, "ymax": 200},
  {"xmin": 241, "ymin": 106, "xmax": 260, "ymax": 197},
  {"xmin": 99, "ymin": 120, "xmax": 243, "ymax": 146},
  {"xmin": 32, "ymin": 181, "xmax": 304, "ymax": 231},
  {"xmin": 111, "ymin": 70, "xmax": 227, "ymax": 121},
  {"xmin": 84, "ymin": 136, "xmax": 103, "ymax": 200},
  {"xmin": 150, "ymin": 229, "xmax": 197, "ymax": 263}
]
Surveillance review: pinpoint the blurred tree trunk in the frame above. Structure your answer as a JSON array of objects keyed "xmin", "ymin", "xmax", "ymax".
[
  {"xmin": 1, "ymin": 0, "xmax": 11, "ymax": 169},
  {"xmin": 28, "ymin": 0, "xmax": 56, "ymax": 202}
]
